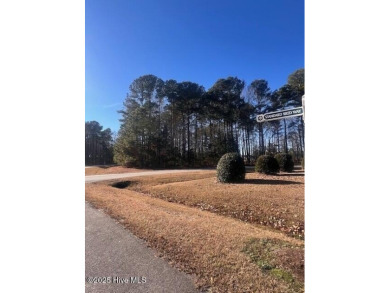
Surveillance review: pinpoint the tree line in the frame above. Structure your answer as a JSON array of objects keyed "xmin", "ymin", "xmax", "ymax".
[
  {"xmin": 85, "ymin": 121, "xmax": 114, "ymax": 165},
  {"xmin": 111, "ymin": 69, "xmax": 304, "ymax": 168}
]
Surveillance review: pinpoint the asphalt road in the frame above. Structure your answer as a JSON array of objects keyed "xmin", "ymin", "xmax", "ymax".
[
  {"xmin": 85, "ymin": 169, "xmax": 205, "ymax": 183},
  {"xmin": 85, "ymin": 202, "xmax": 199, "ymax": 293}
]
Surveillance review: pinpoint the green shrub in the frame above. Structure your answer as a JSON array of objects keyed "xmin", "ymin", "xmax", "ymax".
[
  {"xmin": 255, "ymin": 155, "xmax": 280, "ymax": 174},
  {"xmin": 216, "ymin": 152, "xmax": 246, "ymax": 183},
  {"xmin": 274, "ymin": 153, "xmax": 281, "ymax": 164},
  {"xmin": 274, "ymin": 153, "xmax": 294, "ymax": 172},
  {"xmin": 121, "ymin": 156, "xmax": 136, "ymax": 168}
]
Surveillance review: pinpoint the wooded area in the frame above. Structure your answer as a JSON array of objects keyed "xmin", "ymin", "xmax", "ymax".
[
  {"xmin": 86, "ymin": 69, "xmax": 304, "ymax": 168},
  {"xmin": 110, "ymin": 69, "xmax": 304, "ymax": 168},
  {"xmin": 85, "ymin": 121, "xmax": 114, "ymax": 165}
]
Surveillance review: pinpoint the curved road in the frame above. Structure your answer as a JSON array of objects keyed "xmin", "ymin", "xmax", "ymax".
[
  {"xmin": 85, "ymin": 169, "xmax": 205, "ymax": 183},
  {"xmin": 85, "ymin": 169, "xmax": 204, "ymax": 293}
]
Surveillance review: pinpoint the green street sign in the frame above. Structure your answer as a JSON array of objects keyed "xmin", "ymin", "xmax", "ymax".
[{"xmin": 256, "ymin": 107, "xmax": 304, "ymax": 123}]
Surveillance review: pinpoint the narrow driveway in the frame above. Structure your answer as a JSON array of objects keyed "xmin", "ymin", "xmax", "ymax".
[
  {"xmin": 85, "ymin": 202, "xmax": 199, "ymax": 293},
  {"xmin": 85, "ymin": 169, "xmax": 205, "ymax": 183}
]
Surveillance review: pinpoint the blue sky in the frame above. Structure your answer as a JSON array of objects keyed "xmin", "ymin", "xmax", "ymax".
[{"xmin": 86, "ymin": 0, "xmax": 304, "ymax": 132}]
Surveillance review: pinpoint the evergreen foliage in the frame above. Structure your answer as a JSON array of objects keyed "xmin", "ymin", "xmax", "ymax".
[
  {"xmin": 111, "ymin": 69, "xmax": 305, "ymax": 168},
  {"xmin": 255, "ymin": 155, "xmax": 280, "ymax": 174},
  {"xmin": 85, "ymin": 121, "xmax": 114, "ymax": 165},
  {"xmin": 275, "ymin": 153, "xmax": 295, "ymax": 172},
  {"xmin": 216, "ymin": 153, "xmax": 246, "ymax": 183}
]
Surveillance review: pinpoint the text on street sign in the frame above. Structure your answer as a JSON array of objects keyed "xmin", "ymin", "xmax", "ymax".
[{"xmin": 256, "ymin": 107, "xmax": 304, "ymax": 123}]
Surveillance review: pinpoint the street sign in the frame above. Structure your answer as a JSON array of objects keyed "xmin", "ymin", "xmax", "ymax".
[{"xmin": 256, "ymin": 107, "xmax": 304, "ymax": 123}]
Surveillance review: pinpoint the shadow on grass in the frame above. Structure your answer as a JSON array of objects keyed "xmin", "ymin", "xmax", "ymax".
[
  {"xmin": 111, "ymin": 181, "xmax": 131, "ymax": 189},
  {"xmin": 243, "ymin": 179, "xmax": 302, "ymax": 185},
  {"xmin": 276, "ymin": 173, "xmax": 305, "ymax": 177},
  {"xmin": 85, "ymin": 164, "xmax": 117, "ymax": 169}
]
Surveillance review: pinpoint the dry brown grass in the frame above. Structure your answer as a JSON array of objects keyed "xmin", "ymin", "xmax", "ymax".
[
  {"xmin": 111, "ymin": 171, "xmax": 304, "ymax": 239},
  {"xmin": 86, "ymin": 181, "xmax": 304, "ymax": 292},
  {"xmin": 85, "ymin": 166, "xmax": 150, "ymax": 176}
]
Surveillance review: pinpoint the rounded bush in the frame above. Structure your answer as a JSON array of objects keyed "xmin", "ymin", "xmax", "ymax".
[
  {"xmin": 124, "ymin": 156, "xmax": 137, "ymax": 168},
  {"xmin": 255, "ymin": 155, "xmax": 280, "ymax": 174},
  {"xmin": 275, "ymin": 153, "xmax": 295, "ymax": 172},
  {"xmin": 217, "ymin": 152, "xmax": 246, "ymax": 183}
]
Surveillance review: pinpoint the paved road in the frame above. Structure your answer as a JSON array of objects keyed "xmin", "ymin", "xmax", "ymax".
[
  {"xmin": 85, "ymin": 169, "xmax": 206, "ymax": 292},
  {"xmin": 85, "ymin": 202, "xmax": 199, "ymax": 293},
  {"xmin": 85, "ymin": 169, "xmax": 205, "ymax": 183}
]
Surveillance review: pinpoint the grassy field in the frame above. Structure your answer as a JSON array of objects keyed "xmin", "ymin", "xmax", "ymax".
[
  {"xmin": 85, "ymin": 170, "xmax": 304, "ymax": 292},
  {"xmin": 108, "ymin": 170, "xmax": 304, "ymax": 239}
]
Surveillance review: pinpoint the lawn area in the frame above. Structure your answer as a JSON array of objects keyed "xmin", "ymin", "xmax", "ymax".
[
  {"xmin": 85, "ymin": 170, "xmax": 304, "ymax": 292},
  {"xmin": 107, "ymin": 170, "xmax": 304, "ymax": 239}
]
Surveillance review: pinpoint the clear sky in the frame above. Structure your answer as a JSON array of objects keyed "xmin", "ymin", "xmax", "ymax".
[{"xmin": 85, "ymin": 0, "xmax": 304, "ymax": 132}]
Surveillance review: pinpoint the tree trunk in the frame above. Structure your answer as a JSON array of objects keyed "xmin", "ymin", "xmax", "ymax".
[
  {"xmin": 194, "ymin": 115, "xmax": 198, "ymax": 158},
  {"xmin": 182, "ymin": 115, "xmax": 186, "ymax": 159}
]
